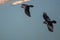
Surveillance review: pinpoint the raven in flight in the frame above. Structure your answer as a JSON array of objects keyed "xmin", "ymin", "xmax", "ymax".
[
  {"xmin": 21, "ymin": 4, "xmax": 34, "ymax": 17},
  {"xmin": 43, "ymin": 12, "xmax": 56, "ymax": 32}
]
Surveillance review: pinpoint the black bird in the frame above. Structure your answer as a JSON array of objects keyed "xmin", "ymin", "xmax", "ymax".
[
  {"xmin": 43, "ymin": 12, "xmax": 56, "ymax": 32},
  {"xmin": 21, "ymin": 4, "xmax": 34, "ymax": 17}
]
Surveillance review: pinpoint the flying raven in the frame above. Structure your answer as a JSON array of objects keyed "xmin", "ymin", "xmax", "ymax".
[
  {"xmin": 21, "ymin": 4, "xmax": 34, "ymax": 17},
  {"xmin": 43, "ymin": 12, "xmax": 56, "ymax": 32}
]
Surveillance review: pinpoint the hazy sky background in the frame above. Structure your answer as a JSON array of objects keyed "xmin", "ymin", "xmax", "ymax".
[{"xmin": 0, "ymin": 0, "xmax": 60, "ymax": 40}]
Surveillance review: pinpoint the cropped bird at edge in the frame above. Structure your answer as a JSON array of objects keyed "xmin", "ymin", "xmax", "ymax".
[
  {"xmin": 43, "ymin": 12, "xmax": 57, "ymax": 32},
  {"xmin": 21, "ymin": 4, "xmax": 34, "ymax": 17}
]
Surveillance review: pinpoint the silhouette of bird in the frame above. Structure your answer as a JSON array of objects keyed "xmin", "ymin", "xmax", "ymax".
[
  {"xmin": 21, "ymin": 4, "xmax": 34, "ymax": 17},
  {"xmin": 43, "ymin": 12, "xmax": 56, "ymax": 32}
]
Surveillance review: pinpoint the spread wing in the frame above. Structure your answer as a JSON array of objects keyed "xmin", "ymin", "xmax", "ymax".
[
  {"xmin": 25, "ymin": 7, "xmax": 31, "ymax": 17},
  {"xmin": 44, "ymin": 15, "xmax": 50, "ymax": 21},
  {"xmin": 43, "ymin": 13, "xmax": 51, "ymax": 21},
  {"xmin": 46, "ymin": 16, "xmax": 51, "ymax": 21},
  {"xmin": 47, "ymin": 23, "xmax": 53, "ymax": 32}
]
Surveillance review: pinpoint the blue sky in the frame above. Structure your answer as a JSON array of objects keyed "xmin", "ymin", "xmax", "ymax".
[{"xmin": 0, "ymin": 0, "xmax": 60, "ymax": 40}]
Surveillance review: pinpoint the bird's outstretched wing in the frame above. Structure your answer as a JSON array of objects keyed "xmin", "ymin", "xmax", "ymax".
[
  {"xmin": 47, "ymin": 23, "xmax": 53, "ymax": 32},
  {"xmin": 21, "ymin": 4, "xmax": 34, "ymax": 17},
  {"xmin": 29, "ymin": 5, "xmax": 34, "ymax": 7},
  {"xmin": 52, "ymin": 20, "xmax": 57, "ymax": 24},
  {"xmin": 43, "ymin": 12, "xmax": 51, "ymax": 21},
  {"xmin": 25, "ymin": 7, "xmax": 31, "ymax": 17}
]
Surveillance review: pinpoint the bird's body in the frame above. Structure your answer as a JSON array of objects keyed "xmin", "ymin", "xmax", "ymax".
[
  {"xmin": 43, "ymin": 12, "xmax": 56, "ymax": 32},
  {"xmin": 21, "ymin": 4, "xmax": 34, "ymax": 17}
]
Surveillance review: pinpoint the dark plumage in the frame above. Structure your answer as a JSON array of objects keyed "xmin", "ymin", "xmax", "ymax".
[
  {"xmin": 21, "ymin": 4, "xmax": 34, "ymax": 17},
  {"xmin": 43, "ymin": 12, "xmax": 56, "ymax": 32}
]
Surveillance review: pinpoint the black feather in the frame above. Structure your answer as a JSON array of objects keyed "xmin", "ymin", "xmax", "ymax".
[
  {"xmin": 25, "ymin": 7, "xmax": 31, "ymax": 17},
  {"xmin": 47, "ymin": 21, "xmax": 53, "ymax": 32},
  {"xmin": 52, "ymin": 20, "xmax": 57, "ymax": 24},
  {"xmin": 29, "ymin": 5, "xmax": 34, "ymax": 7},
  {"xmin": 21, "ymin": 4, "xmax": 34, "ymax": 17}
]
